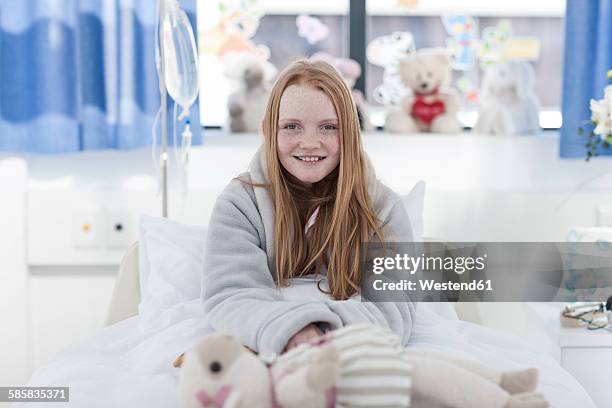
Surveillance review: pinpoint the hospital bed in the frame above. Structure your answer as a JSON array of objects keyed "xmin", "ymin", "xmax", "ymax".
[{"xmin": 17, "ymin": 239, "xmax": 596, "ymax": 408}]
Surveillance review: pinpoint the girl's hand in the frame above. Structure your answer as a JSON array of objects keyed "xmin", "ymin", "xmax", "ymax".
[{"xmin": 283, "ymin": 323, "xmax": 323, "ymax": 352}]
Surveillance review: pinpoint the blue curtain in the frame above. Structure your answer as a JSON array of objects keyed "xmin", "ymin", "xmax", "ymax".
[
  {"xmin": 0, "ymin": 0, "xmax": 201, "ymax": 153},
  {"xmin": 560, "ymin": 0, "xmax": 612, "ymax": 158}
]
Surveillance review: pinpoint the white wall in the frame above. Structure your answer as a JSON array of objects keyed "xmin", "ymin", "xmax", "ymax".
[
  {"xmin": 0, "ymin": 159, "xmax": 29, "ymax": 397},
  {"xmin": 2, "ymin": 130, "xmax": 612, "ymax": 385},
  {"xmin": 23, "ymin": 131, "xmax": 612, "ymax": 241}
]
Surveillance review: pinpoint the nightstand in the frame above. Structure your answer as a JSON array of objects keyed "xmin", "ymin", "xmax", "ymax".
[{"xmin": 526, "ymin": 302, "xmax": 612, "ymax": 408}]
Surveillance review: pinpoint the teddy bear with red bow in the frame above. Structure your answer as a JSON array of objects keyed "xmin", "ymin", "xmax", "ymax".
[{"xmin": 386, "ymin": 48, "xmax": 463, "ymax": 134}]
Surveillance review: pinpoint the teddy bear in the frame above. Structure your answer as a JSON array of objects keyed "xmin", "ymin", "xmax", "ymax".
[
  {"xmin": 178, "ymin": 324, "xmax": 549, "ymax": 408},
  {"xmin": 310, "ymin": 52, "xmax": 373, "ymax": 131},
  {"xmin": 224, "ymin": 52, "xmax": 278, "ymax": 133},
  {"xmin": 473, "ymin": 61, "xmax": 540, "ymax": 135},
  {"xmin": 178, "ymin": 331, "xmax": 339, "ymax": 408},
  {"xmin": 385, "ymin": 48, "xmax": 463, "ymax": 134}
]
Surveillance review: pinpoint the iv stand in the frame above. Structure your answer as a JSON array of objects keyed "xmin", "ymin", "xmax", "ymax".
[{"xmin": 158, "ymin": 0, "xmax": 169, "ymax": 218}]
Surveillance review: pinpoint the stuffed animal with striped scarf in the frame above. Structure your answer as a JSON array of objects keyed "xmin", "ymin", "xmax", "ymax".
[{"xmin": 178, "ymin": 324, "xmax": 548, "ymax": 408}]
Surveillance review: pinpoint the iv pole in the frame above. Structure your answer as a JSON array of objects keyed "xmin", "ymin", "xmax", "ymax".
[{"xmin": 158, "ymin": 0, "xmax": 169, "ymax": 218}]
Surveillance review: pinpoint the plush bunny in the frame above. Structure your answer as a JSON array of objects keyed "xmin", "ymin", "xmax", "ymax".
[
  {"xmin": 386, "ymin": 48, "xmax": 463, "ymax": 134},
  {"xmin": 224, "ymin": 53, "xmax": 277, "ymax": 133},
  {"xmin": 310, "ymin": 52, "xmax": 373, "ymax": 131},
  {"xmin": 473, "ymin": 61, "xmax": 540, "ymax": 135},
  {"xmin": 178, "ymin": 324, "xmax": 548, "ymax": 408}
]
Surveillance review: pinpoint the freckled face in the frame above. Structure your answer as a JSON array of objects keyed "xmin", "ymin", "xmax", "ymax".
[{"xmin": 277, "ymin": 84, "xmax": 341, "ymax": 185}]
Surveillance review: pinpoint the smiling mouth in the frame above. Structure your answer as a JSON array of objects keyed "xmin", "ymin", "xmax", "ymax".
[{"xmin": 293, "ymin": 155, "xmax": 327, "ymax": 163}]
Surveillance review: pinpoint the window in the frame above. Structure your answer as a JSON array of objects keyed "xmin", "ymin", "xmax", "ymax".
[
  {"xmin": 197, "ymin": 0, "xmax": 349, "ymax": 127},
  {"xmin": 365, "ymin": 0, "xmax": 565, "ymax": 128},
  {"xmin": 197, "ymin": 0, "xmax": 566, "ymax": 129}
]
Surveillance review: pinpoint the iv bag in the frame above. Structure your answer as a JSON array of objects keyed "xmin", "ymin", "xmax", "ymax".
[{"xmin": 161, "ymin": 0, "xmax": 199, "ymax": 115}]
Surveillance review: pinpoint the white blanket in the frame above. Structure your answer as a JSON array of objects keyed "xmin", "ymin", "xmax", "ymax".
[{"xmin": 18, "ymin": 300, "xmax": 594, "ymax": 408}]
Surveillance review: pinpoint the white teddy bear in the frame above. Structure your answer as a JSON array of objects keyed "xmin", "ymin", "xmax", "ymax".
[
  {"xmin": 178, "ymin": 331, "xmax": 339, "ymax": 408},
  {"xmin": 178, "ymin": 324, "xmax": 548, "ymax": 408},
  {"xmin": 224, "ymin": 53, "xmax": 277, "ymax": 133},
  {"xmin": 385, "ymin": 48, "xmax": 463, "ymax": 134},
  {"xmin": 473, "ymin": 61, "xmax": 540, "ymax": 135}
]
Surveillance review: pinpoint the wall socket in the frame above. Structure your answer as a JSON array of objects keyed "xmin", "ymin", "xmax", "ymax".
[
  {"xmin": 71, "ymin": 211, "xmax": 105, "ymax": 248},
  {"xmin": 596, "ymin": 205, "xmax": 612, "ymax": 227},
  {"xmin": 105, "ymin": 210, "xmax": 134, "ymax": 248},
  {"xmin": 71, "ymin": 209, "xmax": 134, "ymax": 249}
]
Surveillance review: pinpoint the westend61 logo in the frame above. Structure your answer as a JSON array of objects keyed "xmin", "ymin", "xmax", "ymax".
[{"xmin": 371, "ymin": 253, "xmax": 487, "ymax": 275}]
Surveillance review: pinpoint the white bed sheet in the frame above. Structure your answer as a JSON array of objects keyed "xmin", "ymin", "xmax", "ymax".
[{"xmin": 17, "ymin": 302, "xmax": 594, "ymax": 408}]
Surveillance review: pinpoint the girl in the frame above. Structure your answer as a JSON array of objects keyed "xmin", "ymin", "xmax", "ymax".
[{"xmin": 202, "ymin": 60, "xmax": 416, "ymax": 355}]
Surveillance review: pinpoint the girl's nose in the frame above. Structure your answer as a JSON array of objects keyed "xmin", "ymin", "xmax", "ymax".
[{"xmin": 299, "ymin": 128, "xmax": 322, "ymax": 149}]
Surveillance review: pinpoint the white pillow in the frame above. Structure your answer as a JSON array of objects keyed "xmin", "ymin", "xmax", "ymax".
[
  {"xmin": 401, "ymin": 180, "xmax": 426, "ymax": 242},
  {"xmin": 138, "ymin": 215, "xmax": 206, "ymax": 320},
  {"xmin": 401, "ymin": 181, "xmax": 458, "ymax": 320}
]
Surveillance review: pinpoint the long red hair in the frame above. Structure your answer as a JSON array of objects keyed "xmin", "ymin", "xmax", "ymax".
[{"xmin": 256, "ymin": 60, "xmax": 384, "ymax": 300}]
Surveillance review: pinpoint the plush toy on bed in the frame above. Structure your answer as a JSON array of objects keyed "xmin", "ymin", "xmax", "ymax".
[
  {"xmin": 385, "ymin": 47, "xmax": 463, "ymax": 134},
  {"xmin": 473, "ymin": 61, "xmax": 540, "ymax": 135},
  {"xmin": 224, "ymin": 53, "xmax": 278, "ymax": 133},
  {"xmin": 178, "ymin": 324, "xmax": 548, "ymax": 408}
]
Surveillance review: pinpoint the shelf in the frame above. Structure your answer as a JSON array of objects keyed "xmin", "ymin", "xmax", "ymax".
[
  {"xmin": 247, "ymin": 0, "xmax": 566, "ymax": 17},
  {"xmin": 367, "ymin": 0, "xmax": 565, "ymax": 18}
]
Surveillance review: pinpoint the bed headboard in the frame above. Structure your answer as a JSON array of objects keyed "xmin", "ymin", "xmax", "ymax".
[{"xmin": 105, "ymin": 242, "xmax": 140, "ymax": 326}]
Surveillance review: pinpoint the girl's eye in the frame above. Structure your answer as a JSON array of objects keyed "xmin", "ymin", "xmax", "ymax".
[
  {"xmin": 322, "ymin": 124, "xmax": 337, "ymax": 131},
  {"xmin": 282, "ymin": 123, "xmax": 299, "ymax": 130}
]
